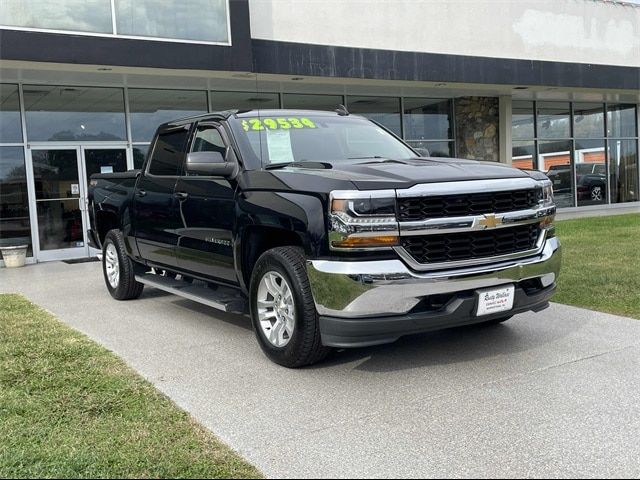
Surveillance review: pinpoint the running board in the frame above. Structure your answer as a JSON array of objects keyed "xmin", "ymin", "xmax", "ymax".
[{"xmin": 135, "ymin": 273, "xmax": 247, "ymax": 314}]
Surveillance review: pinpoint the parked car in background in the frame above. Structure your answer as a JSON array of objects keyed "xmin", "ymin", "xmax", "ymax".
[{"xmin": 546, "ymin": 163, "xmax": 607, "ymax": 203}]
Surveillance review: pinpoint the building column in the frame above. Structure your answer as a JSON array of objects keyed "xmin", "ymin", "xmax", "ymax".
[{"xmin": 499, "ymin": 96, "xmax": 513, "ymax": 165}]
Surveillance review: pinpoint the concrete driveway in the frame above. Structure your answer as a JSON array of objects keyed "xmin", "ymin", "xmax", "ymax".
[{"xmin": 2, "ymin": 261, "xmax": 640, "ymax": 478}]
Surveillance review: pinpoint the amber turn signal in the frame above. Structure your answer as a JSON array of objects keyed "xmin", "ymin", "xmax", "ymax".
[{"xmin": 331, "ymin": 235, "xmax": 399, "ymax": 249}]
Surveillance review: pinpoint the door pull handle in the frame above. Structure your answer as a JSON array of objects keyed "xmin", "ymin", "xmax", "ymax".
[
  {"xmin": 174, "ymin": 191, "xmax": 189, "ymax": 201},
  {"xmin": 136, "ymin": 189, "xmax": 147, "ymax": 197}
]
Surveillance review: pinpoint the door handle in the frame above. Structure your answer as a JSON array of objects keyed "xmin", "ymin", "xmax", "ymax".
[
  {"xmin": 136, "ymin": 189, "xmax": 147, "ymax": 197},
  {"xmin": 174, "ymin": 191, "xmax": 189, "ymax": 201}
]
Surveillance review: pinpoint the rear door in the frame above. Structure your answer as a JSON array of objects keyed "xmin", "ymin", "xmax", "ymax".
[
  {"xmin": 174, "ymin": 122, "xmax": 238, "ymax": 284},
  {"xmin": 132, "ymin": 124, "xmax": 190, "ymax": 269}
]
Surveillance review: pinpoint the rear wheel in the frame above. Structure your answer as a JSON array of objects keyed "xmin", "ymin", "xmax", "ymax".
[
  {"xmin": 249, "ymin": 246, "xmax": 330, "ymax": 368},
  {"xmin": 102, "ymin": 230, "xmax": 144, "ymax": 300}
]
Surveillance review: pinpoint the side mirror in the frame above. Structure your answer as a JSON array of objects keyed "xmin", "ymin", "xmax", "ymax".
[
  {"xmin": 185, "ymin": 151, "xmax": 235, "ymax": 177},
  {"xmin": 414, "ymin": 147, "xmax": 431, "ymax": 157}
]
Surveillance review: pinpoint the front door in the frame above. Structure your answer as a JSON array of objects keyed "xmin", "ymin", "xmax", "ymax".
[
  {"xmin": 29, "ymin": 146, "xmax": 88, "ymax": 261},
  {"xmin": 28, "ymin": 146, "xmax": 129, "ymax": 262}
]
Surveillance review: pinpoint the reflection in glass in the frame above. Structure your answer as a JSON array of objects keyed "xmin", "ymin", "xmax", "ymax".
[
  {"xmin": 0, "ymin": 84, "xmax": 23, "ymax": 143},
  {"xmin": 537, "ymin": 102, "xmax": 570, "ymax": 139},
  {"xmin": 607, "ymin": 104, "xmax": 637, "ymax": 138},
  {"xmin": 512, "ymin": 101, "xmax": 535, "ymax": 141},
  {"xmin": 347, "ymin": 96, "xmax": 401, "ymax": 136},
  {"xmin": 540, "ymin": 140, "xmax": 573, "ymax": 208},
  {"xmin": 512, "ymin": 141, "xmax": 535, "ymax": 170},
  {"xmin": 84, "ymin": 149, "xmax": 128, "ymax": 187},
  {"xmin": 115, "ymin": 0, "xmax": 229, "ymax": 42},
  {"xmin": 609, "ymin": 139, "xmax": 639, "ymax": 204},
  {"xmin": 0, "ymin": 0, "xmax": 113, "ymax": 33},
  {"xmin": 128, "ymin": 89, "xmax": 207, "ymax": 142},
  {"xmin": 0, "ymin": 147, "xmax": 32, "ymax": 254},
  {"xmin": 573, "ymin": 103, "xmax": 604, "ymax": 139},
  {"xmin": 36, "ymin": 199, "xmax": 83, "ymax": 251},
  {"xmin": 282, "ymin": 94, "xmax": 344, "ymax": 112},
  {"xmin": 133, "ymin": 145, "xmax": 150, "ymax": 170},
  {"xmin": 406, "ymin": 140, "xmax": 453, "ymax": 158},
  {"xmin": 211, "ymin": 91, "xmax": 279, "ymax": 111},
  {"xmin": 31, "ymin": 150, "xmax": 80, "ymax": 200},
  {"xmin": 574, "ymin": 139, "xmax": 606, "ymax": 206},
  {"xmin": 403, "ymin": 98, "xmax": 452, "ymax": 140},
  {"xmin": 24, "ymin": 85, "xmax": 126, "ymax": 141}
]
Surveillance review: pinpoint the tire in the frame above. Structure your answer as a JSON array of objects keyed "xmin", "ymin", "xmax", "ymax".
[
  {"xmin": 481, "ymin": 315, "xmax": 513, "ymax": 326},
  {"xmin": 249, "ymin": 246, "xmax": 330, "ymax": 368},
  {"xmin": 102, "ymin": 230, "xmax": 144, "ymax": 301}
]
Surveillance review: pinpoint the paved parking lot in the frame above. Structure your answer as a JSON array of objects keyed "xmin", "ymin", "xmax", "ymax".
[{"xmin": 2, "ymin": 261, "xmax": 640, "ymax": 478}]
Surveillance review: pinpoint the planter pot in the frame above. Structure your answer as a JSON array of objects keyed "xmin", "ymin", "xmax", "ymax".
[{"xmin": 1, "ymin": 245, "xmax": 28, "ymax": 268}]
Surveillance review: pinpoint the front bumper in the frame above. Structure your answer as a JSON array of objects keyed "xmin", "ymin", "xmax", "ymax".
[{"xmin": 307, "ymin": 236, "xmax": 561, "ymax": 348}]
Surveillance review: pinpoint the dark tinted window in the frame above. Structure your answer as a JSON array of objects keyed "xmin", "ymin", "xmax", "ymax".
[{"xmin": 148, "ymin": 127, "xmax": 189, "ymax": 176}]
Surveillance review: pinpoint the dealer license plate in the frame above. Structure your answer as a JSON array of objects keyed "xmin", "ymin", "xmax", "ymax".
[{"xmin": 476, "ymin": 285, "xmax": 515, "ymax": 316}]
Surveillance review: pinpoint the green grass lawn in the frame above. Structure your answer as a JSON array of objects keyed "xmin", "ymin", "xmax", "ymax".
[
  {"xmin": 0, "ymin": 294, "xmax": 262, "ymax": 479},
  {"xmin": 554, "ymin": 213, "xmax": 640, "ymax": 319}
]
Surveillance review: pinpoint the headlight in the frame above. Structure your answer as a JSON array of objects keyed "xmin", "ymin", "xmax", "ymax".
[
  {"xmin": 538, "ymin": 180, "xmax": 556, "ymax": 236},
  {"xmin": 329, "ymin": 190, "xmax": 399, "ymax": 250}
]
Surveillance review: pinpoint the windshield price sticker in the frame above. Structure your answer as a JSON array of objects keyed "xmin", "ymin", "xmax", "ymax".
[{"xmin": 242, "ymin": 117, "xmax": 317, "ymax": 131}]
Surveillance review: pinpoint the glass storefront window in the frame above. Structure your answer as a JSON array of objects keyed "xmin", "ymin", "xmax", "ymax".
[
  {"xmin": 607, "ymin": 104, "xmax": 637, "ymax": 138},
  {"xmin": 575, "ymin": 139, "xmax": 607, "ymax": 206},
  {"xmin": 128, "ymin": 89, "xmax": 207, "ymax": 143},
  {"xmin": 512, "ymin": 101, "xmax": 535, "ymax": 141},
  {"xmin": 0, "ymin": 147, "xmax": 32, "ymax": 255},
  {"xmin": 537, "ymin": 102, "xmax": 571, "ymax": 139},
  {"xmin": 282, "ymin": 94, "xmax": 344, "ymax": 111},
  {"xmin": 347, "ymin": 96, "xmax": 402, "ymax": 137},
  {"xmin": 211, "ymin": 91, "xmax": 280, "ymax": 111},
  {"xmin": 573, "ymin": 103, "xmax": 605, "ymax": 139},
  {"xmin": 133, "ymin": 145, "xmax": 150, "ymax": 170},
  {"xmin": 540, "ymin": 140, "xmax": 574, "ymax": 208},
  {"xmin": 512, "ymin": 141, "xmax": 535, "ymax": 170},
  {"xmin": 0, "ymin": 0, "xmax": 113, "ymax": 33},
  {"xmin": 0, "ymin": 84, "xmax": 23, "ymax": 143},
  {"xmin": 115, "ymin": 0, "xmax": 229, "ymax": 43},
  {"xmin": 608, "ymin": 139, "xmax": 639, "ymax": 204},
  {"xmin": 406, "ymin": 140, "xmax": 454, "ymax": 158},
  {"xmin": 24, "ymin": 85, "xmax": 126, "ymax": 142},
  {"xmin": 36, "ymin": 199, "xmax": 83, "ymax": 251},
  {"xmin": 403, "ymin": 98, "xmax": 452, "ymax": 141}
]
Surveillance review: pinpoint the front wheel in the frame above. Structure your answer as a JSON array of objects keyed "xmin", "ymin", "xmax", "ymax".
[
  {"xmin": 249, "ymin": 247, "xmax": 330, "ymax": 368},
  {"xmin": 102, "ymin": 230, "xmax": 144, "ymax": 300}
]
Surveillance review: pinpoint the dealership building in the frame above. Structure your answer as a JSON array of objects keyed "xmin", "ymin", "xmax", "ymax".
[{"xmin": 0, "ymin": 0, "xmax": 639, "ymax": 265}]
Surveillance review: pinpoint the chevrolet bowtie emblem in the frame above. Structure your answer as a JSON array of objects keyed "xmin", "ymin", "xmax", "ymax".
[{"xmin": 479, "ymin": 214, "xmax": 502, "ymax": 229}]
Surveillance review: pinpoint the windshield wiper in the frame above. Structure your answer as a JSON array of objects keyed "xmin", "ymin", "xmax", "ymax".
[
  {"xmin": 264, "ymin": 161, "xmax": 332, "ymax": 170},
  {"xmin": 348, "ymin": 156, "xmax": 387, "ymax": 160}
]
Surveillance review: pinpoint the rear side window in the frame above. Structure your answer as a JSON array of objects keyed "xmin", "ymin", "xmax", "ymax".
[{"xmin": 148, "ymin": 126, "xmax": 190, "ymax": 176}]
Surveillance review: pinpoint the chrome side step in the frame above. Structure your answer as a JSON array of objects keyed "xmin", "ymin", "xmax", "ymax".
[{"xmin": 135, "ymin": 273, "xmax": 247, "ymax": 314}]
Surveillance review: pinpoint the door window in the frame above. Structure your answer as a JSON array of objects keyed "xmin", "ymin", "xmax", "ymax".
[
  {"xmin": 148, "ymin": 127, "xmax": 190, "ymax": 176},
  {"xmin": 192, "ymin": 126, "xmax": 226, "ymax": 155}
]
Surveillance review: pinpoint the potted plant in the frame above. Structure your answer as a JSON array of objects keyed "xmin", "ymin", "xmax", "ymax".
[{"xmin": 0, "ymin": 245, "xmax": 29, "ymax": 268}]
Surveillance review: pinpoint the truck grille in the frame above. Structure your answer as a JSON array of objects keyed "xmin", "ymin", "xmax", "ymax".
[
  {"xmin": 400, "ymin": 223, "xmax": 540, "ymax": 264},
  {"xmin": 397, "ymin": 189, "xmax": 540, "ymax": 221}
]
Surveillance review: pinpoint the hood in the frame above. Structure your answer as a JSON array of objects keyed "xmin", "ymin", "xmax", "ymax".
[{"xmin": 247, "ymin": 157, "xmax": 534, "ymax": 193}]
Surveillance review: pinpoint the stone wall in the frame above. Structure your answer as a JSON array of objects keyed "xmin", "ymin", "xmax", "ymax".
[{"xmin": 454, "ymin": 97, "xmax": 499, "ymax": 162}]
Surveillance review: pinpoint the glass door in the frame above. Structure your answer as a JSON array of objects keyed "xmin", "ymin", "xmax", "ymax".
[
  {"xmin": 29, "ymin": 146, "xmax": 89, "ymax": 261},
  {"xmin": 80, "ymin": 147, "xmax": 129, "ymax": 256}
]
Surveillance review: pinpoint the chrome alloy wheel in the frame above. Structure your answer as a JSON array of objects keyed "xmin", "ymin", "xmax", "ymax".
[
  {"xmin": 257, "ymin": 271, "xmax": 296, "ymax": 348},
  {"xmin": 591, "ymin": 186, "xmax": 603, "ymax": 202},
  {"xmin": 105, "ymin": 242, "xmax": 120, "ymax": 289}
]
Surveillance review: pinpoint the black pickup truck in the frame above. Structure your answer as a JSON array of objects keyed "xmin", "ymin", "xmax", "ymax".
[{"xmin": 88, "ymin": 109, "xmax": 561, "ymax": 367}]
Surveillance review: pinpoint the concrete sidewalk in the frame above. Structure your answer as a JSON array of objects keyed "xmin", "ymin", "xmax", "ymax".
[{"xmin": 2, "ymin": 261, "xmax": 640, "ymax": 478}]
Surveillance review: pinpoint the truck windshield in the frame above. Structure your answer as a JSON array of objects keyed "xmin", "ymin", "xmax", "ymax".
[{"xmin": 229, "ymin": 114, "xmax": 416, "ymax": 167}]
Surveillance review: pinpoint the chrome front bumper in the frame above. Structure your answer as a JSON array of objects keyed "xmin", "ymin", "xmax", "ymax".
[{"xmin": 307, "ymin": 236, "xmax": 561, "ymax": 319}]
